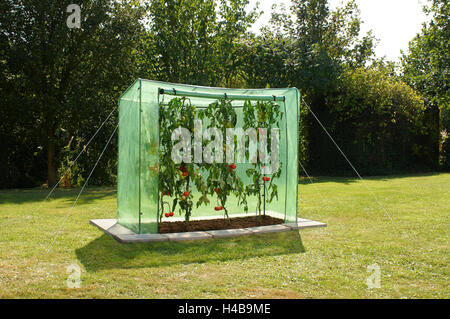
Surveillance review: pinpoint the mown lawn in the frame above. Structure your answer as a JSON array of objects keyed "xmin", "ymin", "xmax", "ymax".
[{"xmin": 0, "ymin": 173, "xmax": 448, "ymax": 298}]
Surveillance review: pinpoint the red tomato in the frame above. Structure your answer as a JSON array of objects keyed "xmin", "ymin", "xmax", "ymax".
[
  {"xmin": 169, "ymin": 212, "xmax": 174, "ymax": 217},
  {"xmin": 183, "ymin": 191, "xmax": 189, "ymax": 197},
  {"xmin": 183, "ymin": 171, "xmax": 188, "ymax": 177},
  {"xmin": 165, "ymin": 212, "xmax": 170, "ymax": 217}
]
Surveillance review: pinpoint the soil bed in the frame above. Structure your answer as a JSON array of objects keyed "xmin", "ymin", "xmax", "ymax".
[{"xmin": 158, "ymin": 215, "xmax": 284, "ymax": 234}]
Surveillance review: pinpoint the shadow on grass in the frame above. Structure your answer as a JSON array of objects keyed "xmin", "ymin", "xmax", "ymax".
[
  {"xmin": 0, "ymin": 187, "xmax": 116, "ymax": 205},
  {"xmin": 298, "ymin": 171, "xmax": 442, "ymax": 185},
  {"xmin": 76, "ymin": 231, "xmax": 305, "ymax": 271}
]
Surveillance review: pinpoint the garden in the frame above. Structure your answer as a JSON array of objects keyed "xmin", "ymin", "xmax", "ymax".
[{"xmin": 0, "ymin": 0, "xmax": 448, "ymax": 301}]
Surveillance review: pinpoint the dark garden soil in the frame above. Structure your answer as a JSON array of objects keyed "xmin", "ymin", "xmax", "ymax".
[{"xmin": 158, "ymin": 215, "xmax": 284, "ymax": 234}]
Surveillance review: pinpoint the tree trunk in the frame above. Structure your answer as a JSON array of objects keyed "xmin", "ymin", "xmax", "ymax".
[{"xmin": 47, "ymin": 134, "xmax": 57, "ymax": 187}]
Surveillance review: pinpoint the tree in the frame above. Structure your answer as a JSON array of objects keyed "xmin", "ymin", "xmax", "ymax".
[
  {"xmin": 247, "ymin": 0, "xmax": 376, "ymax": 173},
  {"xmin": 402, "ymin": 0, "xmax": 449, "ymax": 109},
  {"xmin": 142, "ymin": 0, "xmax": 217, "ymax": 85},
  {"xmin": 401, "ymin": 0, "xmax": 449, "ymax": 169},
  {"xmin": 327, "ymin": 67, "xmax": 434, "ymax": 174},
  {"xmin": 0, "ymin": 0, "xmax": 144, "ymax": 186},
  {"xmin": 140, "ymin": 0, "xmax": 259, "ymax": 87},
  {"xmin": 244, "ymin": 0, "xmax": 376, "ymax": 89}
]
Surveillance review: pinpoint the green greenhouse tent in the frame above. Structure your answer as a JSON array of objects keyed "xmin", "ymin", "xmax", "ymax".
[{"xmin": 117, "ymin": 79, "xmax": 300, "ymax": 234}]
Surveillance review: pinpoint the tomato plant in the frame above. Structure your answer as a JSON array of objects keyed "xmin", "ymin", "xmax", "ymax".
[
  {"xmin": 243, "ymin": 100, "xmax": 283, "ymax": 220},
  {"xmin": 198, "ymin": 99, "xmax": 248, "ymax": 221},
  {"xmin": 158, "ymin": 97, "xmax": 208, "ymax": 223}
]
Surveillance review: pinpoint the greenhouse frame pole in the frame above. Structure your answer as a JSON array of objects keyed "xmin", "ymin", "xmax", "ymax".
[
  {"xmin": 159, "ymin": 88, "xmax": 286, "ymax": 102},
  {"xmin": 138, "ymin": 79, "xmax": 142, "ymax": 234}
]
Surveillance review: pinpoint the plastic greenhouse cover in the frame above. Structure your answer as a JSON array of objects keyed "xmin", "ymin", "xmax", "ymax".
[{"xmin": 117, "ymin": 79, "xmax": 299, "ymax": 234}]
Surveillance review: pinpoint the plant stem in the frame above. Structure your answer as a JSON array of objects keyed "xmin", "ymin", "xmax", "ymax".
[
  {"xmin": 263, "ymin": 180, "xmax": 266, "ymax": 216},
  {"xmin": 184, "ymin": 174, "xmax": 191, "ymax": 224}
]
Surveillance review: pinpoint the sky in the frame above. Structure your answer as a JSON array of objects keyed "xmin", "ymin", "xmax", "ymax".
[{"xmin": 248, "ymin": 0, "xmax": 431, "ymax": 62}]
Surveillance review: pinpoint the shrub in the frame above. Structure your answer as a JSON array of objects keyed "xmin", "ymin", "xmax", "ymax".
[{"xmin": 316, "ymin": 67, "xmax": 435, "ymax": 175}]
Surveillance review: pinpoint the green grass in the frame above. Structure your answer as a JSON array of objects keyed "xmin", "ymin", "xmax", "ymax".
[{"xmin": 0, "ymin": 173, "xmax": 448, "ymax": 298}]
